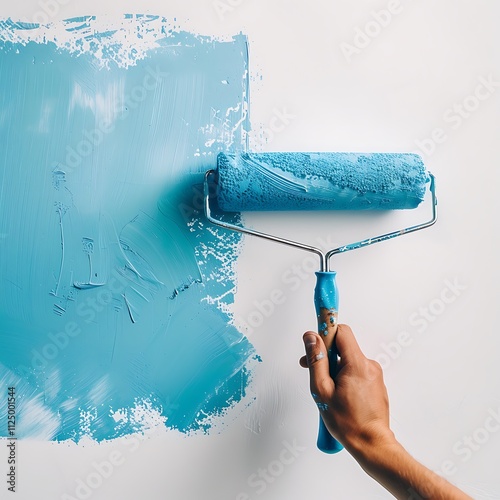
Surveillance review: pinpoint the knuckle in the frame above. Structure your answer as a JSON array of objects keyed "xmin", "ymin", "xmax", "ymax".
[
  {"xmin": 312, "ymin": 377, "xmax": 331, "ymax": 397},
  {"xmin": 306, "ymin": 348, "xmax": 325, "ymax": 367},
  {"xmin": 366, "ymin": 359, "xmax": 383, "ymax": 378}
]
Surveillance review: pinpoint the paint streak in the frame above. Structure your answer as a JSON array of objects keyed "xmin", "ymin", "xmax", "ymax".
[
  {"xmin": 122, "ymin": 294, "xmax": 136, "ymax": 324},
  {"xmin": 169, "ymin": 276, "xmax": 203, "ymax": 300},
  {"xmin": 73, "ymin": 237, "xmax": 106, "ymax": 289},
  {"xmin": 0, "ymin": 16, "xmax": 255, "ymax": 442},
  {"xmin": 51, "ymin": 204, "xmax": 67, "ymax": 298}
]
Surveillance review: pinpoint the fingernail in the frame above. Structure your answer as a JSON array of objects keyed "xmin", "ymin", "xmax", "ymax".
[{"xmin": 304, "ymin": 334, "xmax": 317, "ymax": 350}]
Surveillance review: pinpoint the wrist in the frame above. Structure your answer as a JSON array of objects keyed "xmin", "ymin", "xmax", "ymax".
[{"xmin": 345, "ymin": 426, "xmax": 401, "ymax": 474}]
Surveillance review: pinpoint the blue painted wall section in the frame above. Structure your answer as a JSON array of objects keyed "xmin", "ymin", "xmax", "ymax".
[{"xmin": 0, "ymin": 16, "xmax": 255, "ymax": 442}]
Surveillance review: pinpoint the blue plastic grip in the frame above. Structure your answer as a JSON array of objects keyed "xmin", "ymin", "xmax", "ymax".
[{"xmin": 314, "ymin": 271, "xmax": 344, "ymax": 454}]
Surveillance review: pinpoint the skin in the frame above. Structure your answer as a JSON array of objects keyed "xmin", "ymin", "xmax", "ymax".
[{"xmin": 299, "ymin": 324, "xmax": 472, "ymax": 500}]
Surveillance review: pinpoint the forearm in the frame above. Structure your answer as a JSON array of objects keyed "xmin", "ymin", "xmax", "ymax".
[{"xmin": 351, "ymin": 437, "xmax": 472, "ymax": 500}]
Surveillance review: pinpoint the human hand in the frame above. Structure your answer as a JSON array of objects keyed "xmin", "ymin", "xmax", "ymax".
[
  {"xmin": 300, "ymin": 325, "xmax": 473, "ymax": 499},
  {"xmin": 299, "ymin": 324, "xmax": 396, "ymax": 459}
]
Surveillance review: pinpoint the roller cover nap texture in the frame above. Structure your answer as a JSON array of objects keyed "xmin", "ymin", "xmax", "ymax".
[{"xmin": 216, "ymin": 152, "xmax": 429, "ymax": 211}]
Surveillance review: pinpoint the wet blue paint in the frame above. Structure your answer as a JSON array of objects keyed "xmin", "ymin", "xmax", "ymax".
[
  {"xmin": 217, "ymin": 152, "xmax": 429, "ymax": 211},
  {"xmin": 0, "ymin": 17, "xmax": 255, "ymax": 441},
  {"xmin": 314, "ymin": 272, "xmax": 339, "ymax": 313}
]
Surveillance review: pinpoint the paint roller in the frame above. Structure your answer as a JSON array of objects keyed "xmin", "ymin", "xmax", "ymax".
[{"xmin": 204, "ymin": 151, "xmax": 437, "ymax": 454}]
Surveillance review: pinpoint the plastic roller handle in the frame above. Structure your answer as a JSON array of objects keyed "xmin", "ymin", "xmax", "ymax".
[{"xmin": 314, "ymin": 271, "xmax": 344, "ymax": 454}]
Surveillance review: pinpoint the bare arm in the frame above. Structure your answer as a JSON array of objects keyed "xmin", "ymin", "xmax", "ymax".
[{"xmin": 300, "ymin": 325, "xmax": 472, "ymax": 500}]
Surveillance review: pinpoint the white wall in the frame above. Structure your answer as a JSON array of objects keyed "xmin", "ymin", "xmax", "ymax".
[{"xmin": 2, "ymin": 1, "xmax": 499, "ymax": 498}]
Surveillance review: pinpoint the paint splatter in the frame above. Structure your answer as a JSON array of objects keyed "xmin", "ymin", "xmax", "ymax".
[
  {"xmin": 0, "ymin": 16, "xmax": 255, "ymax": 442},
  {"xmin": 319, "ymin": 322, "xmax": 328, "ymax": 336}
]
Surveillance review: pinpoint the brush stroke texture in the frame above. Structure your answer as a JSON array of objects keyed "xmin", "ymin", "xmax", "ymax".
[{"xmin": 0, "ymin": 16, "xmax": 255, "ymax": 442}]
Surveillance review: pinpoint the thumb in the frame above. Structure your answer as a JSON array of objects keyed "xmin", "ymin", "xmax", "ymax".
[{"xmin": 302, "ymin": 332, "xmax": 335, "ymax": 395}]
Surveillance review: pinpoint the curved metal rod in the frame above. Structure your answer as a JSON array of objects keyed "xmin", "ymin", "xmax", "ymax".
[
  {"xmin": 204, "ymin": 170, "xmax": 437, "ymax": 273},
  {"xmin": 324, "ymin": 173, "xmax": 438, "ymax": 270},
  {"xmin": 204, "ymin": 170, "xmax": 327, "ymax": 271}
]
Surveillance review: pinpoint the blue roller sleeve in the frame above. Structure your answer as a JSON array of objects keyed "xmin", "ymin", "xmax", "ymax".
[
  {"xmin": 216, "ymin": 152, "xmax": 429, "ymax": 212},
  {"xmin": 314, "ymin": 271, "xmax": 344, "ymax": 454}
]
